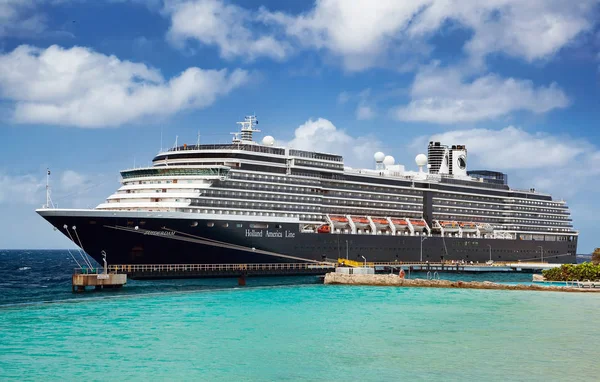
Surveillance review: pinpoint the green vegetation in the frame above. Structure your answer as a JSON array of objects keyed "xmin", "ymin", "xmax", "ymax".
[{"xmin": 542, "ymin": 262, "xmax": 600, "ymax": 281}]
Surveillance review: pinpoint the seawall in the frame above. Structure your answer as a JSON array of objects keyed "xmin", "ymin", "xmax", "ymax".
[{"xmin": 323, "ymin": 273, "xmax": 600, "ymax": 293}]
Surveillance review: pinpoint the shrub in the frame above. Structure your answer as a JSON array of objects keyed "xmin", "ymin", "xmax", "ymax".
[{"xmin": 542, "ymin": 262, "xmax": 600, "ymax": 281}]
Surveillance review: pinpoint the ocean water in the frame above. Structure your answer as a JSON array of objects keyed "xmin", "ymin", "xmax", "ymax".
[{"xmin": 1, "ymin": 251, "xmax": 599, "ymax": 381}]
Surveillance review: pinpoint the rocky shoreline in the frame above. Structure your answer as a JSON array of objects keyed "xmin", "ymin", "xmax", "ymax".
[{"xmin": 323, "ymin": 273, "xmax": 600, "ymax": 293}]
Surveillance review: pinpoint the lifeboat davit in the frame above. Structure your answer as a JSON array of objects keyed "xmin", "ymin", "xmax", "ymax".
[
  {"xmin": 317, "ymin": 224, "xmax": 331, "ymax": 234},
  {"xmin": 371, "ymin": 217, "xmax": 390, "ymax": 229},
  {"xmin": 329, "ymin": 215, "xmax": 349, "ymax": 229},
  {"xmin": 409, "ymin": 219, "xmax": 427, "ymax": 231},
  {"xmin": 439, "ymin": 221, "xmax": 459, "ymax": 232},
  {"xmin": 351, "ymin": 216, "xmax": 370, "ymax": 229},
  {"xmin": 391, "ymin": 218, "xmax": 409, "ymax": 230},
  {"xmin": 459, "ymin": 222, "xmax": 477, "ymax": 232}
]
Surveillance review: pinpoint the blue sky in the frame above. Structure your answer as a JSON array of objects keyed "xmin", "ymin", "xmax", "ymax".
[{"xmin": 0, "ymin": 0, "xmax": 599, "ymax": 252}]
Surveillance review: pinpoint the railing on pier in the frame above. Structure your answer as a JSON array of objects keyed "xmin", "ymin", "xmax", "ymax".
[{"xmin": 108, "ymin": 263, "xmax": 334, "ymax": 273}]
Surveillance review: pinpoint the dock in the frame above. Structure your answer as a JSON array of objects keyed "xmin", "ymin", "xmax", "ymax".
[
  {"xmin": 107, "ymin": 263, "xmax": 336, "ymax": 280},
  {"xmin": 337, "ymin": 259, "xmax": 560, "ymax": 273},
  {"xmin": 72, "ymin": 269, "xmax": 127, "ymax": 293}
]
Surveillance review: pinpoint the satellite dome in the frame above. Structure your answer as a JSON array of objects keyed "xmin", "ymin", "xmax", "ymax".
[
  {"xmin": 383, "ymin": 155, "xmax": 395, "ymax": 166},
  {"xmin": 374, "ymin": 152, "xmax": 385, "ymax": 162},
  {"xmin": 262, "ymin": 135, "xmax": 275, "ymax": 146},
  {"xmin": 415, "ymin": 154, "xmax": 428, "ymax": 167}
]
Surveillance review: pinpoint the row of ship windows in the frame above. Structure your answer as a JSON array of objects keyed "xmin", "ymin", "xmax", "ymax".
[
  {"xmin": 512, "ymin": 206, "xmax": 567, "ymax": 213},
  {"xmin": 195, "ymin": 199, "xmax": 323, "ymax": 211},
  {"xmin": 435, "ymin": 193, "xmax": 503, "ymax": 204},
  {"xmin": 436, "ymin": 200, "xmax": 503, "ymax": 210},
  {"xmin": 204, "ymin": 190, "xmax": 321, "ymax": 203},
  {"xmin": 434, "ymin": 201, "xmax": 569, "ymax": 220},
  {"xmin": 325, "ymin": 182, "xmax": 423, "ymax": 196},
  {"xmin": 434, "ymin": 208, "xmax": 569, "ymax": 222},
  {"xmin": 506, "ymin": 213, "xmax": 570, "ymax": 220},
  {"xmin": 437, "ymin": 193, "xmax": 564, "ymax": 209},
  {"xmin": 327, "ymin": 191, "xmax": 420, "ymax": 203},
  {"xmin": 514, "ymin": 199, "xmax": 563, "ymax": 207},
  {"xmin": 124, "ymin": 180, "xmax": 200, "ymax": 186},
  {"xmin": 229, "ymin": 172, "xmax": 321, "ymax": 186},
  {"xmin": 223, "ymin": 181, "xmax": 315, "ymax": 194},
  {"xmin": 326, "ymin": 199, "xmax": 421, "ymax": 210},
  {"xmin": 186, "ymin": 209, "xmax": 320, "ymax": 220},
  {"xmin": 435, "ymin": 208, "xmax": 504, "ymax": 217},
  {"xmin": 202, "ymin": 190, "xmax": 421, "ymax": 210}
]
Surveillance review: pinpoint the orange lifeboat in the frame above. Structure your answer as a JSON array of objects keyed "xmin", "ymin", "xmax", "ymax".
[
  {"xmin": 317, "ymin": 224, "xmax": 331, "ymax": 233},
  {"xmin": 439, "ymin": 221, "xmax": 459, "ymax": 232},
  {"xmin": 459, "ymin": 222, "xmax": 477, "ymax": 232},
  {"xmin": 391, "ymin": 218, "xmax": 409, "ymax": 230},
  {"xmin": 409, "ymin": 219, "xmax": 427, "ymax": 231},
  {"xmin": 329, "ymin": 215, "xmax": 349, "ymax": 229},
  {"xmin": 371, "ymin": 217, "xmax": 390, "ymax": 228},
  {"xmin": 351, "ymin": 216, "xmax": 370, "ymax": 229}
]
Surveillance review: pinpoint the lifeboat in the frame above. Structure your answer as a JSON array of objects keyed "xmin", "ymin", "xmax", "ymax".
[
  {"xmin": 317, "ymin": 224, "xmax": 331, "ymax": 234},
  {"xmin": 371, "ymin": 217, "xmax": 390, "ymax": 229},
  {"xmin": 409, "ymin": 219, "xmax": 427, "ymax": 231},
  {"xmin": 329, "ymin": 215, "xmax": 349, "ymax": 229},
  {"xmin": 391, "ymin": 218, "xmax": 409, "ymax": 230},
  {"xmin": 459, "ymin": 222, "xmax": 477, "ymax": 232},
  {"xmin": 351, "ymin": 216, "xmax": 370, "ymax": 229},
  {"xmin": 477, "ymin": 223, "xmax": 494, "ymax": 233},
  {"xmin": 439, "ymin": 221, "xmax": 460, "ymax": 232}
]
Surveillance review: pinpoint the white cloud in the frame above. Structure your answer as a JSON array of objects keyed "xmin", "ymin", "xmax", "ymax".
[
  {"xmin": 425, "ymin": 126, "xmax": 591, "ymax": 170},
  {"xmin": 0, "ymin": 45, "xmax": 249, "ymax": 127},
  {"xmin": 0, "ymin": 0, "xmax": 46, "ymax": 37},
  {"xmin": 0, "ymin": 172, "xmax": 44, "ymax": 205},
  {"xmin": 165, "ymin": 0, "xmax": 291, "ymax": 61},
  {"xmin": 284, "ymin": 118, "xmax": 381, "ymax": 167},
  {"xmin": 60, "ymin": 170, "xmax": 88, "ymax": 190},
  {"xmin": 0, "ymin": 169, "xmax": 95, "ymax": 206},
  {"xmin": 356, "ymin": 105, "xmax": 375, "ymax": 120},
  {"xmin": 261, "ymin": 0, "xmax": 597, "ymax": 71},
  {"xmin": 394, "ymin": 65, "xmax": 569, "ymax": 123},
  {"xmin": 408, "ymin": 0, "xmax": 597, "ymax": 65}
]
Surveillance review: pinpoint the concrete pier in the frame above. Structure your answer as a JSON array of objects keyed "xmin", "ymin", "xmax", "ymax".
[
  {"xmin": 72, "ymin": 273, "xmax": 127, "ymax": 293},
  {"xmin": 323, "ymin": 272, "xmax": 600, "ymax": 293}
]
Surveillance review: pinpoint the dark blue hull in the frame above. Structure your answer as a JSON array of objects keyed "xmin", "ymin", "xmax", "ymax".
[{"xmin": 38, "ymin": 210, "xmax": 577, "ymax": 266}]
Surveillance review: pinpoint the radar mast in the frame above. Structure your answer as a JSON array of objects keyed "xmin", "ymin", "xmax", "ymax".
[{"xmin": 232, "ymin": 115, "xmax": 260, "ymax": 144}]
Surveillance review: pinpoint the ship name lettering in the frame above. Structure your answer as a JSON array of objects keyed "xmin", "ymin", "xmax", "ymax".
[
  {"xmin": 245, "ymin": 229, "xmax": 263, "ymax": 238},
  {"xmin": 143, "ymin": 230, "xmax": 175, "ymax": 236}
]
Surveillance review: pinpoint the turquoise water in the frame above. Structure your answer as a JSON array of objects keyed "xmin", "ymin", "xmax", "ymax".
[{"xmin": 2, "ymin": 284, "xmax": 599, "ymax": 381}]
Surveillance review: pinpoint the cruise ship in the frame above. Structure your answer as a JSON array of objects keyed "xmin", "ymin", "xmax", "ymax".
[{"xmin": 37, "ymin": 116, "xmax": 578, "ymax": 265}]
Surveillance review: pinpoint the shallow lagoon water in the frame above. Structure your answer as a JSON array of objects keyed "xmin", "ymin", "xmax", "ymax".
[{"xmin": 1, "ymin": 251, "xmax": 599, "ymax": 381}]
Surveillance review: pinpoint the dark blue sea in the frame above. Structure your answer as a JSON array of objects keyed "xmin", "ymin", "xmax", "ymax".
[{"xmin": 1, "ymin": 250, "xmax": 599, "ymax": 381}]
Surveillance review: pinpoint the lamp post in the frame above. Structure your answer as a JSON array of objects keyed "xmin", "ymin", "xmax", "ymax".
[
  {"xmin": 538, "ymin": 245, "xmax": 544, "ymax": 263},
  {"xmin": 361, "ymin": 255, "xmax": 367, "ymax": 267},
  {"xmin": 420, "ymin": 235, "xmax": 428, "ymax": 262},
  {"xmin": 487, "ymin": 244, "xmax": 492, "ymax": 262}
]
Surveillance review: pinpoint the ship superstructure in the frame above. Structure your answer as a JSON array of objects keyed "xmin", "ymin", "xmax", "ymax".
[{"xmin": 38, "ymin": 116, "xmax": 578, "ymax": 265}]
